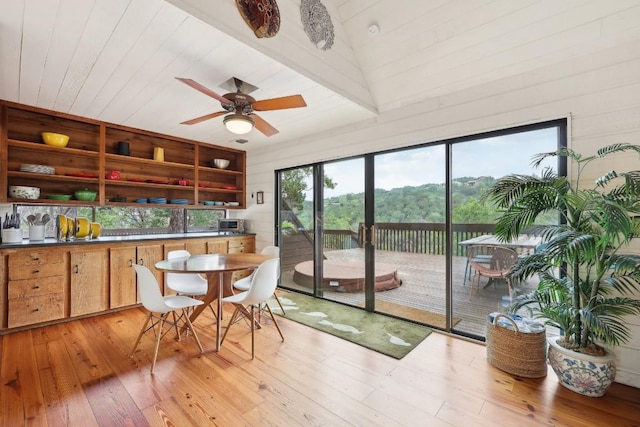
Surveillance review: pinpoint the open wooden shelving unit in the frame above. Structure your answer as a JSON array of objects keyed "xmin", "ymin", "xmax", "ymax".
[{"xmin": 0, "ymin": 100, "xmax": 246, "ymax": 209}]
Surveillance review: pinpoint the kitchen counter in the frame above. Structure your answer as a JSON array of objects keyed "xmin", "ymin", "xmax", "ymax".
[{"xmin": 0, "ymin": 231, "xmax": 253, "ymax": 249}]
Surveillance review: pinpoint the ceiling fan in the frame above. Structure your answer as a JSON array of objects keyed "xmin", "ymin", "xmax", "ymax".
[{"xmin": 176, "ymin": 77, "xmax": 307, "ymax": 137}]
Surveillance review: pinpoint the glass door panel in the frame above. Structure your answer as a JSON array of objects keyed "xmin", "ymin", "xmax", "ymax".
[
  {"xmin": 279, "ymin": 167, "xmax": 316, "ymax": 295},
  {"xmin": 321, "ymin": 158, "xmax": 366, "ymax": 307},
  {"xmin": 450, "ymin": 128, "xmax": 559, "ymax": 338},
  {"xmin": 373, "ymin": 146, "xmax": 447, "ymax": 329}
]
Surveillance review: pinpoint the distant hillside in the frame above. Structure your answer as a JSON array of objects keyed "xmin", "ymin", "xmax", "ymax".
[{"xmin": 295, "ymin": 177, "xmax": 510, "ymax": 230}]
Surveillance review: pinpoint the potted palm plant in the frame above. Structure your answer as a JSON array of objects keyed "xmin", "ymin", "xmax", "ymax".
[{"xmin": 484, "ymin": 143, "xmax": 640, "ymax": 397}]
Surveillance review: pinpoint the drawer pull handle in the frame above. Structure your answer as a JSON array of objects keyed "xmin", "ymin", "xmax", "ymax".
[
  {"xmin": 33, "ymin": 269, "xmax": 40, "ymax": 273},
  {"xmin": 34, "ymin": 308, "xmax": 40, "ymax": 312},
  {"xmin": 74, "ymin": 265, "xmax": 79, "ymax": 274},
  {"xmin": 128, "ymin": 259, "xmax": 133, "ymax": 267},
  {"xmin": 33, "ymin": 285, "xmax": 40, "ymax": 289},
  {"xmin": 139, "ymin": 259, "xmax": 144, "ymax": 266},
  {"xmin": 33, "ymin": 257, "xmax": 40, "ymax": 261}
]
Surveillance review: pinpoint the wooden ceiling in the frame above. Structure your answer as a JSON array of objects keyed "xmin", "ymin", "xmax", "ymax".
[{"xmin": 2, "ymin": 0, "xmax": 638, "ymax": 150}]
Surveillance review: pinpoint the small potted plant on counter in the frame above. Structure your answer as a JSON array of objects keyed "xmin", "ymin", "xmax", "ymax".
[{"xmin": 484, "ymin": 143, "xmax": 640, "ymax": 397}]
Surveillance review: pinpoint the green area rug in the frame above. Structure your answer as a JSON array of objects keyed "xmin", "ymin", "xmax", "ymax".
[{"xmin": 268, "ymin": 292, "xmax": 432, "ymax": 359}]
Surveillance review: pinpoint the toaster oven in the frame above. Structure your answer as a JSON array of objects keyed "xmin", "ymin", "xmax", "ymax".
[{"xmin": 218, "ymin": 218, "xmax": 244, "ymax": 233}]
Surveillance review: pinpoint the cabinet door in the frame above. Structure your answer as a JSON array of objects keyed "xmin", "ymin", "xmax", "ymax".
[
  {"xmin": 185, "ymin": 239, "xmax": 207, "ymax": 255},
  {"xmin": 136, "ymin": 244, "xmax": 164, "ymax": 292},
  {"xmin": 207, "ymin": 239, "xmax": 228, "ymax": 254},
  {"xmin": 110, "ymin": 246, "xmax": 137, "ymax": 308},
  {"xmin": 70, "ymin": 248, "xmax": 109, "ymax": 317}
]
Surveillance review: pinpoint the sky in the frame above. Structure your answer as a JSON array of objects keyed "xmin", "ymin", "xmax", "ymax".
[{"xmin": 316, "ymin": 127, "xmax": 559, "ymax": 199}]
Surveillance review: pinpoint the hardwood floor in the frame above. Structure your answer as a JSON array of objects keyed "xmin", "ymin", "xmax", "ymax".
[{"xmin": 1, "ymin": 306, "xmax": 639, "ymax": 426}]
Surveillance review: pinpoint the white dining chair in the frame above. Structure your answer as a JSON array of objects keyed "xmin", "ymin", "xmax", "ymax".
[
  {"xmin": 166, "ymin": 250, "xmax": 216, "ymax": 318},
  {"xmin": 130, "ymin": 264, "xmax": 204, "ymax": 373},
  {"xmin": 232, "ymin": 245, "xmax": 285, "ymax": 313},
  {"xmin": 221, "ymin": 258, "xmax": 284, "ymax": 359}
]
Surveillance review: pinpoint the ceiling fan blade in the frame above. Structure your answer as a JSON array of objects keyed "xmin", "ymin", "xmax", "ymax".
[
  {"xmin": 252, "ymin": 95, "xmax": 307, "ymax": 111},
  {"xmin": 175, "ymin": 77, "xmax": 230, "ymax": 104},
  {"xmin": 180, "ymin": 111, "xmax": 227, "ymax": 125},
  {"xmin": 250, "ymin": 113, "xmax": 279, "ymax": 137}
]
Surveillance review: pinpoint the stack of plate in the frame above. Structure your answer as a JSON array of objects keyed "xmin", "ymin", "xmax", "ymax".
[
  {"xmin": 135, "ymin": 198, "xmax": 148, "ymax": 203},
  {"xmin": 170, "ymin": 198, "xmax": 189, "ymax": 205},
  {"xmin": 19, "ymin": 164, "xmax": 55, "ymax": 174},
  {"xmin": 149, "ymin": 197, "xmax": 167, "ymax": 204}
]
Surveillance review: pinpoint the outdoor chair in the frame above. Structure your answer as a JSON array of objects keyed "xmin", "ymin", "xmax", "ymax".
[{"xmin": 467, "ymin": 245, "xmax": 519, "ymax": 301}]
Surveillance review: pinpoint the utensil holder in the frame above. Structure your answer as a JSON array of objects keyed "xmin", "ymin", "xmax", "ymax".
[
  {"xmin": 2, "ymin": 229, "xmax": 23, "ymax": 243},
  {"xmin": 29, "ymin": 225, "xmax": 45, "ymax": 241}
]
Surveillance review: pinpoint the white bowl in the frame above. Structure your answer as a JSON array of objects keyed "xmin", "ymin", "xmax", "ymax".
[{"xmin": 9, "ymin": 185, "xmax": 40, "ymax": 199}]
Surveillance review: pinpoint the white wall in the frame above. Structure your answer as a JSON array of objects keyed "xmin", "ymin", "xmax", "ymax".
[{"xmin": 240, "ymin": 37, "xmax": 640, "ymax": 387}]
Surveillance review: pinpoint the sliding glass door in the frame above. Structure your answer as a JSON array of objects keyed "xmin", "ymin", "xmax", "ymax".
[
  {"xmin": 277, "ymin": 120, "xmax": 565, "ymax": 339},
  {"xmin": 372, "ymin": 146, "xmax": 448, "ymax": 329}
]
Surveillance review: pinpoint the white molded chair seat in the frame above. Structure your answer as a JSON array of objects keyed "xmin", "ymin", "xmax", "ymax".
[
  {"xmin": 221, "ymin": 258, "xmax": 284, "ymax": 359},
  {"xmin": 131, "ymin": 264, "xmax": 204, "ymax": 373},
  {"xmin": 166, "ymin": 249, "xmax": 216, "ymax": 319},
  {"xmin": 233, "ymin": 245, "xmax": 285, "ymax": 313},
  {"xmin": 166, "ymin": 250, "xmax": 208, "ymax": 296}
]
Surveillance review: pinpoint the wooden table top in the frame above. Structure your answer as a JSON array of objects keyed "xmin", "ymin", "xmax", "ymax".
[{"xmin": 155, "ymin": 253, "xmax": 269, "ymax": 274}]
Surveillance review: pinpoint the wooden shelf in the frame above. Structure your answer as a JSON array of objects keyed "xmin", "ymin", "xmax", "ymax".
[{"xmin": 1, "ymin": 100, "xmax": 247, "ymax": 208}]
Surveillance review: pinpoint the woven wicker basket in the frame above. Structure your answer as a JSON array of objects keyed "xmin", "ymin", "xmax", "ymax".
[{"xmin": 486, "ymin": 314, "xmax": 548, "ymax": 378}]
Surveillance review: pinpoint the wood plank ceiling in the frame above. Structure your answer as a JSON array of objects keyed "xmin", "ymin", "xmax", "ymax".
[{"xmin": 2, "ymin": 0, "xmax": 639, "ymax": 151}]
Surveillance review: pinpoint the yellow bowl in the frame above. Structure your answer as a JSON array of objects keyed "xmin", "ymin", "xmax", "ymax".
[
  {"xmin": 56, "ymin": 215, "xmax": 68, "ymax": 239},
  {"xmin": 42, "ymin": 132, "xmax": 70, "ymax": 147},
  {"xmin": 75, "ymin": 217, "xmax": 90, "ymax": 239}
]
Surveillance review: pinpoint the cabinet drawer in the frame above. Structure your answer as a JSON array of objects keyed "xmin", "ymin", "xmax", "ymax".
[
  {"xmin": 9, "ymin": 262, "xmax": 65, "ymax": 281},
  {"xmin": 9, "ymin": 250, "xmax": 64, "ymax": 267},
  {"xmin": 8, "ymin": 276, "xmax": 65, "ymax": 299},
  {"xmin": 227, "ymin": 246, "xmax": 248, "ymax": 254},
  {"xmin": 8, "ymin": 293, "xmax": 65, "ymax": 328}
]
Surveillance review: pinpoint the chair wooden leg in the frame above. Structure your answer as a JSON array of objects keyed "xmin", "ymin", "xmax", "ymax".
[
  {"xmin": 264, "ymin": 303, "xmax": 285, "ymax": 342},
  {"xmin": 182, "ymin": 308, "xmax": 204, "ymax": 353},
  {"xmin": 130, "ymin": 313, "xmax": 152, "ymax": 357},
  {"xmin": 172, "ymin": 311, "xmax": 181, "ymax": 342},
  {"xmin": 151, "ymin": 315, "xmax": 166, "ymax": 374},
  {"xmin": 273, "ymin": 292, "xmax": 286, "ymax": 315},
  {"xmin": 221, "ymin": 307, "xmax": 241, "ymax": 345},
  {"xmin": 251, "ymin": 305, "xmax": 255, "ymax": 360}
]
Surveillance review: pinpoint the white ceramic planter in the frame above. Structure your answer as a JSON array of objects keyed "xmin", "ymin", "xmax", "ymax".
[{"xmin": 547, "ymin": 336, "xmax": 616, "ymax": 397}]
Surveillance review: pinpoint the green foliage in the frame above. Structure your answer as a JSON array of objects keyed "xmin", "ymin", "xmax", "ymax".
[{"xmin": 485, "ymin": 144, "xmax": 640, "ymax": 350}]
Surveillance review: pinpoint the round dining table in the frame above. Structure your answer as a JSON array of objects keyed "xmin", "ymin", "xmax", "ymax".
[{"xmin": 155, "ymin": 252, "xmax": 269, "ymax": 351}]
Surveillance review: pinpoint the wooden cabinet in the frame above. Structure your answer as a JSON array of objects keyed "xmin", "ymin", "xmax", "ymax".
[
  {"xmin": 0, "ymin": 100, "xmax": 246, "ymax": 208},
  {"xmin": 7, "ymin": 250, "xmax": 66, "ymax": 328},
  {"xmin": 227, "ymin": 236, "xmax": 255, "ymax": 254},
  {"xmin": 136, "ymin": 243, "xmax": 164, "ymax": 293},
  {"xmin": 70, "ymin": 248, "xmax": 109, "ymax": 317},
  {"xmin": 207, "ymin": 239, "xmax": 229, "ymax": 254},
  {"xmin": 0, "ymin": 234, "xmax": 254, "ymax": 332},
  {"xmin": 109, "ymin": 246, "xmax": 137, "ymax": 308},
  {"xmin": 228, "ymin": 236, "xmax": 256, "ymax": 282}
]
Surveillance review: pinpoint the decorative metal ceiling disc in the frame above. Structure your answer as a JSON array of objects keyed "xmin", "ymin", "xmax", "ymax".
[{"xmin": 300, "ymin": 0, "xmax": 334, "ymax": 50}]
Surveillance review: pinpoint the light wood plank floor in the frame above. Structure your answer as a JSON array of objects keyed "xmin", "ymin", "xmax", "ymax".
[{"xmin": 1, "ymin": 305, "xmax": 639, "ymax": 426}]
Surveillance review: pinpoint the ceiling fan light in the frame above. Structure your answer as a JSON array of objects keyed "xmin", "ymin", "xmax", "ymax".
[{"xmin": 223, "ymin": 114, "xmax": 254, "ymax": 134}]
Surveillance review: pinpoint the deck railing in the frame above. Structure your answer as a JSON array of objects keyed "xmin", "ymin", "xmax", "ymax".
[{"xmin": 323, "ymin": 223, "xmax": 495, "ymax": 256}]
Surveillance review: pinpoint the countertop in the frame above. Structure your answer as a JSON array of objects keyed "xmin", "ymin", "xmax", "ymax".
[{"xmin": 0, "ymin": 231, "xmax": 253, "ymax": 249}]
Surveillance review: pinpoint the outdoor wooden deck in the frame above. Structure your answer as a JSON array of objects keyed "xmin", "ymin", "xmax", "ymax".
[{"xmin": 280, "ymin": 248, "xmax": 539, "ymax": 338}]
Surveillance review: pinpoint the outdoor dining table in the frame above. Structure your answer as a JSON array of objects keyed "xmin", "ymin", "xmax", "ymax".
[
  {"xmin": 458, "ymin": 234, "xmax": 542, "ymax": 289},
  {"xmin": 458, "ymin": 234, "xmax": 542, "ymax": 252},
  {"xmin": 155, "ymin": 252, "xmax": 269, "ymax": 351}
]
